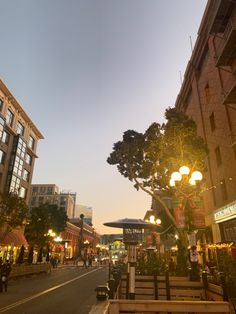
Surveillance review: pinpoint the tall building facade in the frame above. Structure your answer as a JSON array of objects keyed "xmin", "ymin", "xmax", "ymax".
[
  {"xmin": 175, "ymin": 0, "xmax": 236, "ymax": 243},
  {"xmin": 0, "ymin": 80, "xmax": 44, "ymax": 204},
  {"xmin": 30, "ymin": 184, "xmax": 76, "ymax": 218}
]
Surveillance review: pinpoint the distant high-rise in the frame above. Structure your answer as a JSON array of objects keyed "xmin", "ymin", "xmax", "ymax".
[
  {"xmin": 0, "ymin": 80, "xmax": 44, "ymax": 205},
  {"xmin": 30, "ymin": 184, "xmax": 76, "ymax": 218}
]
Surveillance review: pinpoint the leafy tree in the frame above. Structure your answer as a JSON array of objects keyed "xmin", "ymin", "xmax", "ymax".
[
  {"xmin": 25, "ymin": 203, "xmax": 68, "ymax": 248},
  {"xmin": 0, "ymin": 191, "xmax": 29, "ymax": 241},
  {"xmin": 107, "ymin": 107, "xmax": 208, "ymax": 274}
]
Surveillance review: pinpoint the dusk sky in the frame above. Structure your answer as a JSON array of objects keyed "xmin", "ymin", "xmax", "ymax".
[{"xmin": 0, "ymin": 0, "xmax": 207, "ymax": 234}]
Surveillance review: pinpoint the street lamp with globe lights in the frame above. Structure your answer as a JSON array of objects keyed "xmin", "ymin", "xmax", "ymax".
[
  {"xmin": 145, "ymin": 209, "xmax": 162, "ymax": 226},
  {"xmin": 170, "ymin": 166, "xmax": 203, "ymax": 189},
  {"xmin": 169, "ymin": 166, "xmax": 203, "ymax": 231},
  {"xmin": 144, "ymin": 209, "xmax": 162, "ymax": 251},
  {"xmin": 169, "ymin": 166, "xmax": 204, "ymax": 280}
]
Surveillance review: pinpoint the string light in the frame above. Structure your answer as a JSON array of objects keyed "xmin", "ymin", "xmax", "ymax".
[
  {"xmin": 207, "ymin": 242, "xmax": 234, "ymax": 249},
  {"xmin": 200, "ymin": 175, "xmax": 234, "ymax": 194}
]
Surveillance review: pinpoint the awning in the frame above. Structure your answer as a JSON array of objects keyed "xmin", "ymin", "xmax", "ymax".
[{"xmin": 1, "ymin": 230, "xmax": 28, "ymax": 247}]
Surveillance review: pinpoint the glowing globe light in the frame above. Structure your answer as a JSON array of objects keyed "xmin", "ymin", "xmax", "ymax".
[
  {"xmin": 156, "ymin": 218, "xmax": 162, "ymax": 225},
  {"xmin": 179, "ymin": 166, "xmax": 190, "ymax": 175},
  {"xmin": 54, "ymin": 236, "xmax": 62, "ymax": 242},
  {"xmin": 149, "ymin": 215, "xmax": 155, "ymax": 224},
  {"xmin": 189, "ymin": 178, "xmax": 196, "ymax": 185},
  {"xmin": 169, "ymin": 179, "xmax": 175, "ymax": 187},
  {"xmin": 191, "ymin": 171, "xmax": 203, "ymax": 181},
  {"xmin": 171, "ymin": 172, "xmax": 182, "ymax": 181}
]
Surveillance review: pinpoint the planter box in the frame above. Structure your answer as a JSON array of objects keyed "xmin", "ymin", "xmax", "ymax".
[{"xmin": 10, "ymin": 263, "xmax": 51, "ymax": 278}]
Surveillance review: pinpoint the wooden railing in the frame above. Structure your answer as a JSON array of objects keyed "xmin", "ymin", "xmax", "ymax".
[
  {"xmin": 107, "ymin": 300, "xmax": 230, "ymax": 314},
  {"xmin": 9, "ymin": 263, "xmax": 51, "ymax": 278},
  {"xmin": 119, "ymin": 275, "xmax": 204, "ymax": 300}
]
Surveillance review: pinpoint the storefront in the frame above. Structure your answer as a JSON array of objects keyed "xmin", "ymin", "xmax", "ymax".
[
  {"xmin": 0, "ymin": 229, "xmax": 28, "ymax": 263},
  {"xmin": 214, "ymin": 200, "xmax": 236, "ymax": 242},
  {"xmin": 210, "ymin": 201, "xmax": 236, "ymax": 264}
]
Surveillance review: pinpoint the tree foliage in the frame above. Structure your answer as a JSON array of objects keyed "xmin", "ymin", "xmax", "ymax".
[
  {"xmin": 107, "ymin": 107, "xmax": 208, "ymax": 229},
  {"xmin": 0, "ymin": 192, "xmax": 29, "ymax": 239},
  {"xmin": 25, "ymin": 203, "xmax": 68, "ymax": 247}
]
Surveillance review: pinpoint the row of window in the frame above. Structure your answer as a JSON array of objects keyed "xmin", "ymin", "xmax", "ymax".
[
  {"xmin": 31, "ymin": 196, "xmax": 61, "ymax": 206},
  {"xmin": 9, "ymin": 174, "xmax": 27, "ymax": 199},
  {"xmin": 0, "ymin": 105, "xmax": 36, "ymax": 150},
  {"xmin": 220, "ymin": 218, "xmax": 236, "ymax": 242},
  {"xmin": 32, "ymin": 186, "xmax": 54, "ymax": 195}
]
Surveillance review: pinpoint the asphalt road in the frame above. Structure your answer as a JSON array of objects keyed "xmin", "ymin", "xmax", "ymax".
[{"xmin": 0, "ymin": 265, "xmax": 108, "ymax": 314}]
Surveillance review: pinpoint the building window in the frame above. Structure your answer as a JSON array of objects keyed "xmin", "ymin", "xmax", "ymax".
[
  {"xmin": 25, "ymin": 153, "xmax": 32, "ymax": 165},
  {"xmin": 31, "ymin": 196, "xmax": 36, "ymax": 206},
  {"xmin": 38, "ymin": 196, "xmax": 44, "ymax": 204},
  {"xmin": 32, "ymin": 186, "xmax": 38, "ymax": 193},
  {"xmin": 17, "ymin": 137, "xmax": 27, "ymax": 159},
  {"xmin": 215, "ymin": 146, "xmax": 222, "ymax": 166},
  {"xmin": 6, "ymin": 109, "xmax": 14, "ymax": 127},
  {"xmin": 9, "ymin": 175, "xmax": 21, "ymax": 193},
  {"xmin": 13, "ymin": 156, "xmax": 24, "ymax": 177},
  {"xmin": 28, "ymin": 135, "xmax": 35, "ymax": 150},
  {"xmin": 0, "ymin": 99, "xmax": 3, "ymax": 111},
  {"xmin": 205, "ymin": 83, "xmax": 211, "ymax": 104},
  {"xmin": 197, "ymin": 46, "xmax": 209, "ymax": 77},
  {"xmin": 47, "ymin": 186, "xmax": 53, "ymax": 194},
  {"xmin": 40, "ymin": 186, "xmax": 46, "ymax": 194},
  {"xmin": 16, "ymin": 121, "xmax": 24, "ymax": 136},
  {"xmin": 23, "ymin": 169, "xmax": 30, "ymax": 182},
  {"xmin": 2, "ymin": 131, "xmax": 9, "ymax": 144},
  {"xmin": 19, "ymin": 186, "xmax": 27, "ymax": 199},
  {"xmin": 60, "ymin": 197, "xmax": 66, "ymax": 205},
  {"xmin": 0, "ymin": 150, "xmax": 5, "ymax": 165},
  {"xmin": 220, "ymin": 179, "xmax": 228, "ymax": 201},
  {"xmin": 0, "ymin": 116, "xmax": 4, "ymax": 140},
  {"xmin": 210, "ymin": 112, "xmax": 215, "ymax": 131}
]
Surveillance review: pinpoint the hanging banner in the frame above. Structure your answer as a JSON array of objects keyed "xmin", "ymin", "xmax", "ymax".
[
  {"xmin": 174, "ymin": 205, "xmax": 186, "ymax": 228},
  {"xmin": 191, "ymin": 197, "xmax": 206, "ymax": 229}
]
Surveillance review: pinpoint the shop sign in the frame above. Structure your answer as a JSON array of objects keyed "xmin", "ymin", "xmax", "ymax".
[
  {"xmin": 214, "ymin": 201, "xmax": 236, "ymax": 223},
  {"xmin": 123, "ymin": 228, "xmax": 142, "ymax": 244}
]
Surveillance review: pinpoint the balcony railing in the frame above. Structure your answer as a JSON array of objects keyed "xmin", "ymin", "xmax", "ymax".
[{"xmin": 216, "ymin": 18, "xmax": 236, "ymax": 67}]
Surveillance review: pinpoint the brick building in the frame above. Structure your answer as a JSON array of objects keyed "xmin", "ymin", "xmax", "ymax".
[{"xmin": 175, "ymin": 0, "xmax": 236, "ymax": 243}]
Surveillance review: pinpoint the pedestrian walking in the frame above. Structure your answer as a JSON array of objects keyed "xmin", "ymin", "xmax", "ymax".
[
  {"xmin": 1, "ymin": 260, "xmax": 12, "ymax": 292},
  {"xmin": 88, "ymin": 256, "xmax": 93, "ymax": 267}
]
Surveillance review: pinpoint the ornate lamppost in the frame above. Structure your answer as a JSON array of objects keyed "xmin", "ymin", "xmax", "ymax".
[
  {"xmin": 78, "ymin": 213, "xmax": 84, "ymax": 259},
  {"xmin": 169, "ymin": 166, "xmax": 204, "ymax": 280},
  {"xmin": 144, "ymin": 209, "xmax": 162, "ymax": 251}
]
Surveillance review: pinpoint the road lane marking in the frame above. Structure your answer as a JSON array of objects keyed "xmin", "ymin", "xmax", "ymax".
[{"xmin": 0, "ymin": 267, "xmax": 101, "ymax": 313}]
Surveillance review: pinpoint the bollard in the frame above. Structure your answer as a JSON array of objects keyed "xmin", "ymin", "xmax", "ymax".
[
  {"xmin": 202, "ymin": 270, "xmax": 208, "ymax": 289},
  {"xmin": 95, "ymin": 285, "xmax": 110, "ymax": 301},
  {"xmin": 202, "ymin": 270, "xmax": 208, "ymax": 300},
  {"xmin": 154, "ymin": 274, "xmax": 158, "ymax": 300},
  {"xmin": 108, "ymin": 278, "xmax": 115, "ymax": 299},
  {"xmin": 219, "ymin": 272, "xmax": 228, "ymax": 301},
  {"xmin": 165, "ymin": 267, "xmax": 170, "ymax": 300}
]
